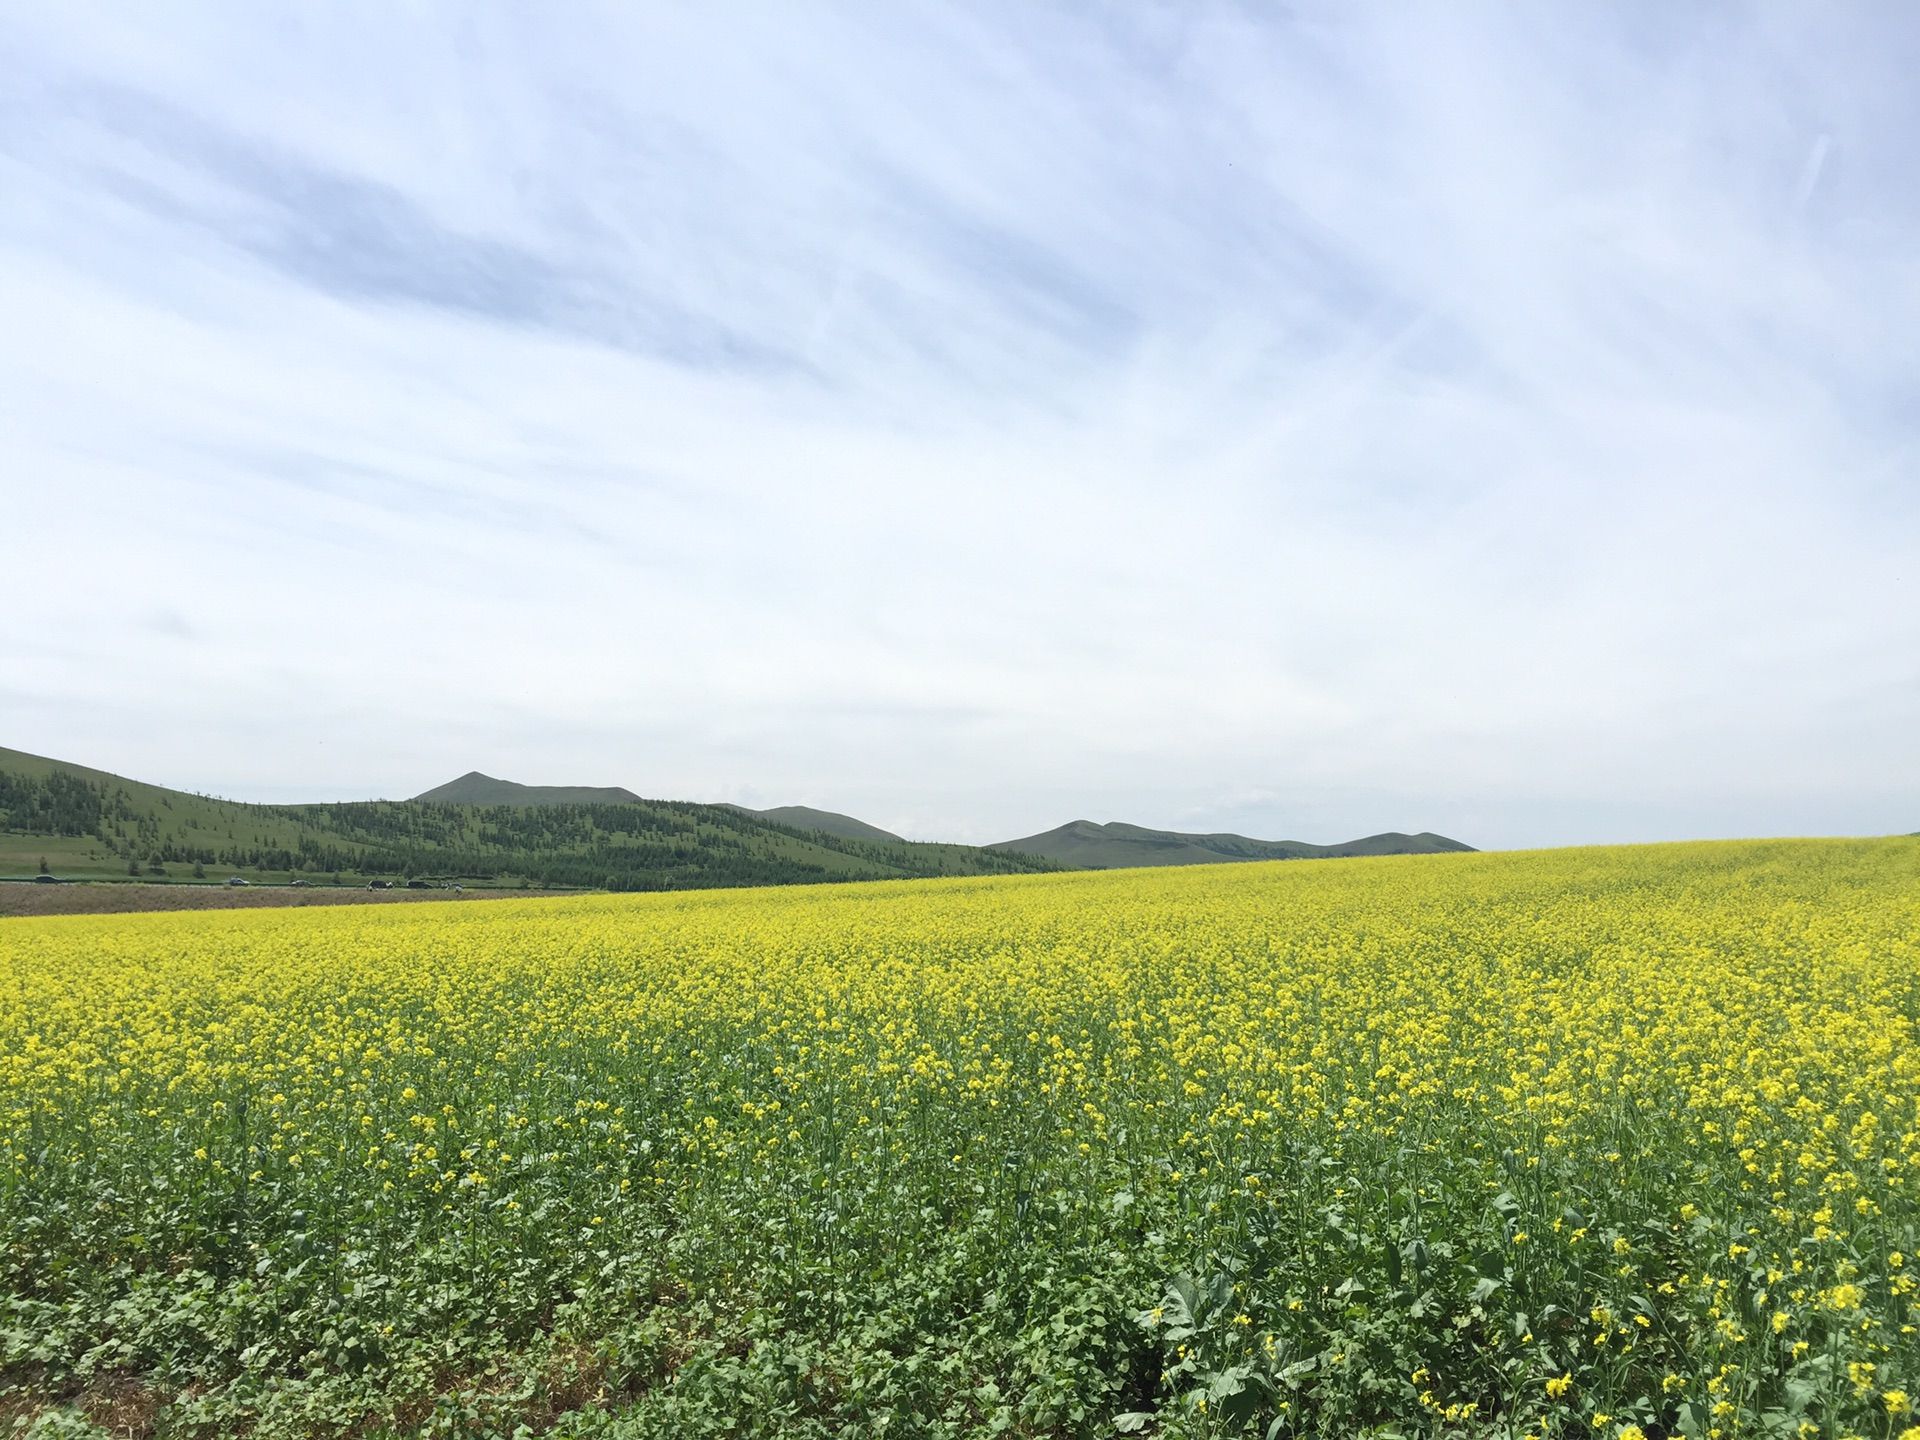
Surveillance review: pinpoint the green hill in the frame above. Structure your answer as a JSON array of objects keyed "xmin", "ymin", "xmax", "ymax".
[
  {"xmin": 721, "ymin": 804, "xmax": 904, "ymax": 843},
  {"xmin": 988, "ymin": 819, "xmax": 1474, "ymax": 869},
  {"xmin": 0, "ymin": 747, "xmax": 1055, "ymax": 892},
  {"xmin": 413, "ymin": 772, "xmax": 645, "ymax": 806},
  {"xmin": 414, "ymin": 779, "xmax": 907, "ymax": 845}
]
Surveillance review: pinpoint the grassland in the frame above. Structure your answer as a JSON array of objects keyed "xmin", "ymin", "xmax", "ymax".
[{"xmin": 3, "ymin": 839, "xmax": 1916, "ymax": 1439}]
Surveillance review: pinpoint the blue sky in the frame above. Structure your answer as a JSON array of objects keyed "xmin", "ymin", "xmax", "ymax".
[{"xmin": 2, "ymin": 4, "xmax": 1916, "ymax": 848}]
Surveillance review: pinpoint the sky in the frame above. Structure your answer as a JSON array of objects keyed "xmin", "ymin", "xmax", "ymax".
[{"xmin": 2, "ymin": 4, "xmax": 1916, "ymax": 849}]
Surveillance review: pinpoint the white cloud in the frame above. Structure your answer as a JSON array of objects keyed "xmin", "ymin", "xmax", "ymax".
[{"xmin": 1, "ymin": 2, "xmax": 1915, "ymax": 847}]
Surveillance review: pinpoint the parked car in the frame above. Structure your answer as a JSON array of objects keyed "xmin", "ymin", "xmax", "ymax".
[
  {"xmin": 226, "ymin": 876, "xmax": 249, "ymax": 886},
  {"xmin": 33, "ymin": 873, "xmax": 61, "ymax": 884}
]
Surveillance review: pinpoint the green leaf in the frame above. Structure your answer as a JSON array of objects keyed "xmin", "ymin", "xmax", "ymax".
[
  {"xmin": 1166, "ymin": 1273, "xmax": 1200, "ymax": 1328},
  {"xmin": 1277, "ymin": 1356, "xmax": 1318, "ymax": 1388},
  {"xmin": 1204, "ymin": 1272, "xmax": 1235, "ymax": 1320}
]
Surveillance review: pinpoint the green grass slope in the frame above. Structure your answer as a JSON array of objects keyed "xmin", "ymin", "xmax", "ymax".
[
  {"xmin": 0, "ymin": 745, "xmax": 353, "ymax": 882},
  {"xmin": 0, "ymin": 747, "xmax": 1054, "ymax": 891},
  {"xmin": 988, "ymin": 818, "xmax": 1474, "ymax": 869}
]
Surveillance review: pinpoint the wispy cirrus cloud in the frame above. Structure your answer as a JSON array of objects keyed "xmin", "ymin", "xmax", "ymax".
[{"xmin": 1, "ymin": 3, "xmax": 1915, "ymax": 846}]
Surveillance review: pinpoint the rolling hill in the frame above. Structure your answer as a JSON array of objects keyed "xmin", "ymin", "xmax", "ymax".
[
  {"xmin": 420, "ymin": 775, "xmax": 908, "ymax": 845},
  {"xmin": 0, "ymin": 748, "xmax": 1054, "ymax": 891},
  {"xmin": 721, "ymin": 804, "xmax": 904, "ymax": 843},
  {"xmin": 988, "ymin": 819, "xmax": 1474, "ymax": 869},
  {"xmin": 413, "ymin": 772, "xmax": 644, "ymax": 806}
]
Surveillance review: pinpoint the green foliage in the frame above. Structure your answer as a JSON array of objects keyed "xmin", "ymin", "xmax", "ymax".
[
  {"xmin": 0, "ymin": 770, "xmax": 104, "ymax": 838},
  {"xmin": 12, "ymin": 1411, "xmax": 113, "ymax": 1439}
]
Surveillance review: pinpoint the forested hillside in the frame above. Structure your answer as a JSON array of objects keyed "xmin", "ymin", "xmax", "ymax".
[{"xmin": 0, "ymin": 747, "xmax": 1054, "ymax": 890}]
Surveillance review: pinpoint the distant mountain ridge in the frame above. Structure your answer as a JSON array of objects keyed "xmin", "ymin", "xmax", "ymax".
[
  {"xmin": 3, "ymin": 744, "xmax": 1474, "ymax": 888},
  {"xmin": 721, "ymin": 804, "xmax": 904, "ymax": 843},
  {"xmin": 414, "ymin": 772, "xmax": 644, "ymax": 807},
  {"xmin": 408, "ymin": 780, "xmax": 1472, "ymax": 867},
  {"xmin": 987, "ymin": 819, "xmax": 1473, "ymax": 869}
]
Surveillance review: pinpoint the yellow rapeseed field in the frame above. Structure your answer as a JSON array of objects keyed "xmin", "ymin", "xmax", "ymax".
[{"xmin": 2, "ymin": 838, "xmax": 1917, "ymax": 1438}]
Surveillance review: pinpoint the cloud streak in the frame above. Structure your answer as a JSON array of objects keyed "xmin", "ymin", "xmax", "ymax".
[{"xmin": 1, "ymin": 2, "xmax": 1915, "ymax": 847}]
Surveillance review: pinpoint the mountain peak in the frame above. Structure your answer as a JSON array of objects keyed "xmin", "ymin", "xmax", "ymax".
[
  {"xmin": 412, "ymin": 773, "xmax": 644, "ymax": 807},
  {"xmin": 721, "ymin": 803, "xmax": 904, "ymax": 843}
]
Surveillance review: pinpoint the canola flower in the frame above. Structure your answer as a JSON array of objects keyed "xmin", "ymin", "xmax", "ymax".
[{"xmin": 1, "ymin": 837, "xmax": 1916, "ymax": 1437}]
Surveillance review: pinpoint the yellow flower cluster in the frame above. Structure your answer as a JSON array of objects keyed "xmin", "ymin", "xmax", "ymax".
[{"xmin": 1, "ymin": 835, "xmax": 1915, "ymax": 1434}]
